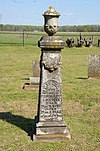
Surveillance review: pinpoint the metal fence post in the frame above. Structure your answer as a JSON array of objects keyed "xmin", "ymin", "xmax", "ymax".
[{"xmin": 22, "ymin": 30, "xmax": 25, "ymax": 46}]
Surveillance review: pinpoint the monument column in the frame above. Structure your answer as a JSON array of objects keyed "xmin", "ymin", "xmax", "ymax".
[{"xmin": 34, "ymin": 6, "xmax": 70, "ymax": 141}]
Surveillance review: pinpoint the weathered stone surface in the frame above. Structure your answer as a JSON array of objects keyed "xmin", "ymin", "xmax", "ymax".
[
  {"xmin": 38, "ymin": 36, "xmax": 64, "ymax": 49},
  {"xmin": 33, "ymin": 6, "xmax": 70, "ymax": 141},
  {"xmin": 33, "ymin": 36, "xmax": 70, "ymax": 141},
  {"xmin": 32, "ymin": 60, "xmax": 40, "ymax": 77},
  {"xmin": 33, "ymin": 134, "xmax": 70, "ymax": 142},
  {"xmin": 43, "ymin": 6, "xmax": 60, "ymax": 36},
  {"xmin": 88, "ymin": 55, "xmax": 100, "ymax": 78},
  {"xmin": 29, "ymin": 77, "xmax": 39, "ymax": 85},
  {"xmin": 36, "ymin": 121, "xmax": 69, "ymax": 135}
]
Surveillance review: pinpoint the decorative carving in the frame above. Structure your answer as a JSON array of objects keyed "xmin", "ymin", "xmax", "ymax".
[
  {"xmin": 44, "ymin": 25, "xmax": 58, "ymax": 36},
  {"xmin": 42, "ymin": 53, "xmax": 61, "ymax": 72}
]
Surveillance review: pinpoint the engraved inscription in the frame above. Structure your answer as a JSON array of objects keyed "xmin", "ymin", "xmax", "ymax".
[{"xmin": 40, "ymin": 80, "xmax": 63, "ymax": 121}]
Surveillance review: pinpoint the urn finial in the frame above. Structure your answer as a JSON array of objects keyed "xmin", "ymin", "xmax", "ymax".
[{"xmin": 43, "ymin": 6, "xmax": 60, "ymax": 36}]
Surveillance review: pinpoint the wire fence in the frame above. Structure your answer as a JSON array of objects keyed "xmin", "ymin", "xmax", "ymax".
[
  {"xmin": 0, "ymin": 31, "xmax": 100, "ymax": 46},
  {"xmin": 0, "ymin": 31, "xmax": 45, "ymax": 46}
]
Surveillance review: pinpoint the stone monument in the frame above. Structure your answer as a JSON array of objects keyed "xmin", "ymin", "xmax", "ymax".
[
  {"xmin": 33, "ymin": 6, "xmax": 71, "ymax": 141},
  {"xmin": 88, "ymin": 55, "xmax": 100, "ymax": 79}
]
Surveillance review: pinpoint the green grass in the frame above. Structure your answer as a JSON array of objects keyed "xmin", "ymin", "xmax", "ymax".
[{"xmin": 0, "ymin": 43, "xmax": 100, "ymax": 150}]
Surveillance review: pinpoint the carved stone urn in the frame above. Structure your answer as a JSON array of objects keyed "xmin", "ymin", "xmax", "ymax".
[{"xmin": 43, "ymin": 6, "xmax": 60, "ymax": 36}]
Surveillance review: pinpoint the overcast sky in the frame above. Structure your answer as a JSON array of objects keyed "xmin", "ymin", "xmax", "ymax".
[{"xmin": 0, "ymin": 0, "xmax": 100, "ymax": 26}]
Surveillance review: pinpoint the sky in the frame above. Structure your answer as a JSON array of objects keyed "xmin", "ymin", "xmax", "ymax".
[{"xmin": 0, "ymin": 0, "xmax": 100, "ymax": 26}]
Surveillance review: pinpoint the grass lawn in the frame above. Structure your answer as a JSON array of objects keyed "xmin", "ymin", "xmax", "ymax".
[{"xmin": 0, "ymin": 45, "xmax": 100, "ymax": 151}]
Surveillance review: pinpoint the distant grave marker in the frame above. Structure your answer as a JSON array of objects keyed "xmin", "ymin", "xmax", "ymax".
[
  {"xmin": 88, "ymin": 55, "xmax": 100, "ymax": 78},
  {"xmin": 32, "ymin": 60, "xmax": 40, "ymax": 77},
  {"xmin": 23, "ymin": 59, "xmax": 40, "ymax": 89}
]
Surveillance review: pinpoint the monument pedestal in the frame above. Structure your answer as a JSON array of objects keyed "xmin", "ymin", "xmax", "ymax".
[
  {"xmin": 33, "ymin": 36, "xmax": 71, "ymax": 141},
  {"xmin": 36, "ymin": 121, "xmax": 69, "ymax": 134}
]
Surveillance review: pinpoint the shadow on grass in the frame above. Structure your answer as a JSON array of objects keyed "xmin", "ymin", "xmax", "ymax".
[
  {"xmin": 77, "ymin": 77, "xmax": 88, "ymax": 80},
  {"xmin": 0, "ymin": 112, "xmax": 38, "ymax": 140}
]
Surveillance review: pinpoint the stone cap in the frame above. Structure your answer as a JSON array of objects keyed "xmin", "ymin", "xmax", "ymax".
[
  {"xmin": 38, "ymin": 36, "xmax": 64, "ymax": 49},
  {"xmin": 43, "ymin": 6, "xmax": 60, "ymax": 17}
]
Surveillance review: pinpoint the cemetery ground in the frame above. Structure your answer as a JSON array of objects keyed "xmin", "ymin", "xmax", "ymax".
[{"xmin": 0, "ymin": 44, "xmax": 100, "ymax": 150}]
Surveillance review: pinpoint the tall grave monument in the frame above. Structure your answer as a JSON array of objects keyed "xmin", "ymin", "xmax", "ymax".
[{"xmin": 34, "ymin": 6, "xmax": 71, "ymax": 141}]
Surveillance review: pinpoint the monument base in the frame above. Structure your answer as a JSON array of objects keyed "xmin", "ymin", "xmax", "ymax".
[
  {"xmin": 33, "ymin": 121, "xmax": 71, "ymax": 141},
  {"xmin": 23, "ymin": 82, "xmax": 39, "ymax": 90},
  {"xmin": 33, "ymin": 133, "xmax": 70, "ymax": 142},
  {"xmin": 23, "ymin": 77, "xmax": 39, "ymax": 90}
]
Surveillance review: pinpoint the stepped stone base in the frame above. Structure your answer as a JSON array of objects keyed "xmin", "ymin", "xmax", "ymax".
[
  {"xmin": 33, "ymin": 134, "xmax": 71, "ymax": 142},
  {"xmin": 33, "ymin": 121, "xmax": 71, "ymax": 141}
]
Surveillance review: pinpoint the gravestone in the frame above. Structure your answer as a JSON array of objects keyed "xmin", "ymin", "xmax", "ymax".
[
  {"xmin": 88, "ymin": 55, "xmax": 100, "ymax": 78},
  {"xmin": 33, "ymin": 6, "xmax": 71, "ymax": 141},
  {"xmin": 32, "ymin": 60, "xmax": 40, "ymax": 77},
  {"xmin": 23, "ymin": 60, "xmax": 40, "ymax": 89},
  {"xmin": 29, "ymin": 60, "xmax": 40, "ymax": 85}
]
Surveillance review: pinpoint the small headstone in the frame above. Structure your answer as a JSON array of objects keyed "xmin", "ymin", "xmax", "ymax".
[
  {"xmin": 23, "ymin": 60, "xmax": 40, "ymax": 89},
  {"xmin": 88, "ymin": 55, "xmax": 100, "ymax": 78},
  {"xmin": 29, "ymin": 59, "xmax": 40, "ymax": 85},
  {"xmin": 32, "ymin": 60, "xmax": 40, "ymax": 77}
]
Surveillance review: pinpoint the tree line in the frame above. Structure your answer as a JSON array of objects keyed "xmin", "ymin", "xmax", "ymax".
[{"xmin": 0, "ymin": 24, "xmax": 100, "ymax": 32}]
